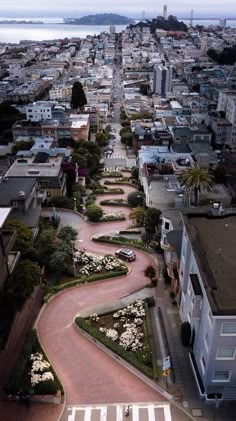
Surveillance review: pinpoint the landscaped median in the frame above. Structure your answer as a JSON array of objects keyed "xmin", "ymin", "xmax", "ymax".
[
  {"xmin": 104, "ymin": 178, "xmax": 136, "ymax": 186},
  {"xmin": 101, "ymin": 171, "xmax": 123, "ymax": 177},
  {"xmin": 43, "ymin": 251, "xmax": 129, "ymax": 302},
  {"xmin": 99, "ymin": 199, "xmax": 130, "ymax": 207},
  {"xmin": 92, "ymin": 234, "xmax": 147, "ymax": 251},
  {"xmin": 6, "ymin": 329, "xmax": 63, "ymax": 402},
  {"xmin": 74, "ymin": 298, "xmax": 160, "ymax": 381},
  {"xmin": 94, "ymin": 187, "xmax": 124, "ymax": 194}
]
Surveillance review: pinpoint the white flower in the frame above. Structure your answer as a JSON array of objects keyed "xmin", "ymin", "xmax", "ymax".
[{"xmin": 42, "ymin": 372, "xmax": 54, "ymax": 382}]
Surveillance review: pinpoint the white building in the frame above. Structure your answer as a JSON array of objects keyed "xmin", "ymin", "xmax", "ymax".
[
  {"xmin": 153, "ymin": 64, "xmax": 173, "ymax": 97},
  {"xmin": 26, "ymin": 101, "xmax": 56, "ymax": 122}
]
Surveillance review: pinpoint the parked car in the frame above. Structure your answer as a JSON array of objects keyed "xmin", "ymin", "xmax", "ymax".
[{"xmin": 115, "ymin": 249, "xmax": 136, "ymax": 262}]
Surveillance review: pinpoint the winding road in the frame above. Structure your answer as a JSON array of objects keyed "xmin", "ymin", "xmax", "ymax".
[{"xmin": 37, "ymin": 180, "xmax": 163, "ymax": 407}]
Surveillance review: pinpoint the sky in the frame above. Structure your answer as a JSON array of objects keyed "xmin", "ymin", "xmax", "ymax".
[{"xmin": 0, "ymin": 0, "xmax": 235, "ymax": 18}]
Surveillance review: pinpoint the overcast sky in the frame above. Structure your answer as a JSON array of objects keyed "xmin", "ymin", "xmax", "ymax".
[{"xmin": 1, "ymin": 0, "xmax": 235, "ymax": 18}]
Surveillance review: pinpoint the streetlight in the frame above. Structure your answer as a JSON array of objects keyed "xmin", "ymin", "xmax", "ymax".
[{"xmin": 74, "ymin": 197, "xmax": 77, "ymax": 211}]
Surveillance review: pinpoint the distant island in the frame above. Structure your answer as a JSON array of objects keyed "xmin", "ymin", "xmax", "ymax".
[
  {"xmin": 129, "ymin": 15, "xmax": 188, "ymax": 33},
  {"xmin": 0, "ymin": 20, "xmax": 43, "ymax": 24},
  {"xmin": 64, "ymin": 13, "xmax": 135, "ymax": 25}
]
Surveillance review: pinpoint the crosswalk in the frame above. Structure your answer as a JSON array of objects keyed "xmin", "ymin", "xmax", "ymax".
[
  {"xmin": 105, "ymin": 154, "xmax": 127, "ymax": 159},
  {"xmin": 65, "ymin": 403, "xmax": 172, "ymax": 421}
]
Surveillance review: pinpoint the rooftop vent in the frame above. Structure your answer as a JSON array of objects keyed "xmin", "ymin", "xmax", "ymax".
[{"xmin": 19, "ymin": 191, "xmax": 25, "ymax": 197}]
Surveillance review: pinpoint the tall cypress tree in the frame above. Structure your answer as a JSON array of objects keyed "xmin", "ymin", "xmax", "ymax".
[{"xmin": 71, "ymin": 81, "xmax": 87, "ymax": 109}]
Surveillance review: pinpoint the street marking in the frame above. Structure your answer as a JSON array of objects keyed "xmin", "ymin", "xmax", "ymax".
[
  {"xmin": 67, "ymin": 407, "xmax": 76, "ymax": 421},
  {"xmin": 164, "ymin": 404, "xmax": 172, "ymax": 421},
  {"xmin": 84, "ymin": 407, "xmax": 92, "ymax": 421},
  {"xmin": 132, "ymin": 405, "xmax": 139, "ymax": 421},
  {"xmin": 116, "ymin": 405, "xmax": 123, "ymax": 421},
  {"xmin": 100, "ymin": 406, "xmax": 107, "ymax": 421},
  {"xmin": 148, "ymin": 404, "xmax": 156, "ymax": 421}
]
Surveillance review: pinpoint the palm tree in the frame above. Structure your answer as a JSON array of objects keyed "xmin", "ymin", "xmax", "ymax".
[{"xmin": 179, "ymin": 164, "xmax": 214, "ymax": 207}]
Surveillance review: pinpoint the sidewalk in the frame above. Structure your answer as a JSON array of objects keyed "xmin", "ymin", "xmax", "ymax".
[{"xmin": 152, "ymin": 252, "xmax": 236, "ymax": 421}]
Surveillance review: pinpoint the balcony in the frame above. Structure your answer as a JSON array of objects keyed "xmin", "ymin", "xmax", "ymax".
[
  {"xmin": 7, "ymin": 251, "xmax": 21, "ymax": 274},
  {"xmin": 1, "ymin": 230, "xmax": 17, "ymax": 255}
]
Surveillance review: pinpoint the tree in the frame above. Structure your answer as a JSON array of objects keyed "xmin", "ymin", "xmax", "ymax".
[
  {"xmin": 11, "ymin": 139, "xmax": 35, "ymax": 155},
  {"xmin": 8, "ymin": 260, "xmax": 41, "ymax": 302},
  {"xmin": 71, "ymin": 81, "xmax": 87, "ymax": 109},
  {"xmin": 121, "ymin": 132, "xmax": 133, "ymax": 147},
  {"xmin": 49, "ymin": 251, "xmax": 69, "ymax": 274},
  {"xmin": 129, "ymin": 207, "xmax": 145, "ymax": 226},
  {"xmin": 36, "ymin": 228, "xmax": 59, "ymax": 265},
  {"xmin": 49, "ymin": 196, "xmax": 74, "ymax": 209},
  {"xmin": 144, "ymin": 264, "xmax": 157, "ymax": 285},
  {"xmin": 5, "ymin": 219, "xmax": 32, "ymax": 254},
  {"xmin": 86, "ymin": 204, "xmax": 103, "ymax": 222},
  {"xmin": 58, "ymin": 226, "xmax": 77, "ymax": 242},
  {"xmin": 95, "ymin": 132, "xmax": 109, "ymax": 147},
  {"xmin": 127, "ymin": 191, "xmax": 145, "ymax": 207},
  {"xmin": 179, "ymin": 164, "xmax": 214, "ymax": 207},
  {"xmin": 144, "ymin": 208, "xmax": 161, "ymax": 234}
]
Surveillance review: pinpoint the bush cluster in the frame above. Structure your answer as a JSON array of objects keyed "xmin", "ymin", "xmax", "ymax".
[
  {"xmin": 75, "ymin": 317, "xmax": 153, "ymax": 378},
  {"xmin": 92, "ymin": 236, "xmax": 146, "ymax": 251},
  {"xmin": 144, "ymin": 303, "xmax": 159, "ymax": 380},
  {"xmin": 6, "ymin": 330, "xmax": 63, "ymax": 395}
]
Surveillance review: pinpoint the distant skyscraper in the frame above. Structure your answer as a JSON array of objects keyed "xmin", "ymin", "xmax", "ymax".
[
  {"xmin": 219, "ymin": 18, "xmax": 226, "ymax": 29},
  {"xmin": 110, "ymin": 25, "xmax": 116, "ymax": 34},
  {"xmin": 142, "ymin": 11, "xmax": 146, "ymax": 22},
  {"xmin": 190, "ymin": 9, "xmax": 194, "ymax": 27},
  {"xmin": 153, "ymin": 64, "xmax": 173, "ymax": 97},
  {"xmin": 163, "ymin": 5, "xmax": 168, "ymax": 20}
]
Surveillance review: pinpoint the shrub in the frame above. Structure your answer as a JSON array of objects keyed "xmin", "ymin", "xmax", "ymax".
[
  {"xmin": 181, "ymin": 322, "xmax": 191, "ymax": 346},
  {"xmin": 86, "ymin": 204, "xmax": 103, "ymax": 222},
  {"xmin": 58, "ymin": 226, "xmax": 77, "ymax": 242}
]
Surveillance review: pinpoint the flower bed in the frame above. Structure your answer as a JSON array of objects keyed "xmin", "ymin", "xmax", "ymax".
[
  {"xmin": 6, "ymin": 330, "xmax": 63, "ymax": 396},
  {"xmin": 100, "ymin": 211, "xmax": 126, "ymax": 222},
  {"xmin": 94, "ymin": 187, "xmax": 124, "ymax": 194},
  {"xmin": 75, "ymin": 298, "xmax": 159, "ymax": 379},
  {"xmin": 101, "ymin": 171, "xmax": 123, "ymax": 177},
  {"xmin": 92, "ymin": 235, "xmax": 146, "ymax": 251},
  {"xmin": 104, "ymin": 178, "xmax": 135, "ymax": 185},
  {"xmin": 99, "ymin": 199, "xmax": 130, "ymax": 207},
  {"xmin": 73, "ymin": 251, "xmax": 126, "ymax": 276}
]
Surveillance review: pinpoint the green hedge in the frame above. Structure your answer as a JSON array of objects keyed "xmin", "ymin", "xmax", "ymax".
[
  {"xmin": 75, "ymin": 317, "xmax": 153, "ymax": 378},
  {"xmin": 100, "ymin": 200, "xmax": 130, "ymax": 207},
  {"xmin": 100, "ymin": 216, "xmax": 126, "ymax": 222},
  {"xmin": 6, "ymin": 329, "xmax": 63, "ymax": 395},
  {"xmin": 94, "ymin": 188, "xmax": 124, "ymax": 194},
  {"xmin": 104, "ymin": 180, "xmax": 134, "ymax": 186},
  {"xmin": 43, "ymin": 269, "xmax": 128, "ymax": 302},
  {"xmin": 101, "ymin": 172, "xmax": 123, "ymax": 177},
  {"xmin": 144, "ymin": 303, "xmax": 159, "ymax": 380},
  {"xmin": 92, "ymin": 236, "xmax": 147, "ymax": 251}
]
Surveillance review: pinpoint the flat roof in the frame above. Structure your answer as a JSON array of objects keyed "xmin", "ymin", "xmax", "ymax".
[
  {"xmin": 183, "ymin": 213, "xmax": 236, "ymax": 315},
  {"xmin": 0, "ymin": 207, "xmax": 12, "ymax": 228}
]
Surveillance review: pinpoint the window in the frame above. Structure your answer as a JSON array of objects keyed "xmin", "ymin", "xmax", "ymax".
[
  {"xmin": 212, "ymin": 371, "xmax": 231, "ymax": 382},
  {"xmin": 201, "ymin": 356, "xmax": 206, "ymax": 374},
  {"xmin": 205, "ymin": 333, "xmax": 209, "ymax": 351},
  {"xmin": 221, "ymin": 323, "xmax": 236, "ymax": 335},
  {"xmin": 216, "ymin": 347, "xmax": 235, "ymax": 360},
  {"xmin": 164, "ymin": 221, "xmax": 170, "ymax": 230}
]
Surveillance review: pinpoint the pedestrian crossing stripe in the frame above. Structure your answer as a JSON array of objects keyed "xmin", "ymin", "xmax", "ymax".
[{"xmin": 66, "ymin": 403, "xmax": 172, "ymax": 421}]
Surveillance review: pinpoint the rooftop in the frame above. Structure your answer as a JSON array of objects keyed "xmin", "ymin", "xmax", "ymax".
[{"xmin": 183, "ymin": 213, "xmax": 236, "ymax": 315}]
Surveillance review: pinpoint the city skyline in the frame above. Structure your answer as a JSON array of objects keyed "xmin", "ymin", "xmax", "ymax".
[{"xmin": 1, "ymin": 0, "xmax": 236, "ymax": 18}]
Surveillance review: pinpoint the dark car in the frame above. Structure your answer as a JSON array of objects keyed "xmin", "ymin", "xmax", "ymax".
[{"xmin": 115, "ymin": 248, "xmax": 136, "ymax": 262}]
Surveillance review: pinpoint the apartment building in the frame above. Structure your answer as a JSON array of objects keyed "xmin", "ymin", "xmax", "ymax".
[
  {"xmin": 0, "ymin": 207, "xmax": 20, "ymax": 291},
  {"xmin": 179, "ymin": 212, "xmax": 236, "ymax": 401},
  {"xmin": 6, "ymin": 152, "xmax": 67, "ymax": 202},
  {"xmin": 153, "ymin": 64, "xmax": 173, "ymax": 97}
]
